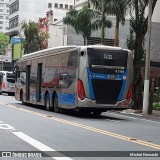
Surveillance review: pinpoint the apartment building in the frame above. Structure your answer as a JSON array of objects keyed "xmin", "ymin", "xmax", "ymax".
[
  {"xmin": 9, "ymin": 0, "xmax": 74, "ymax": 36},
  {"xmin": 0, "ymin": 0, "xmax": 9, "ymax": 33}
]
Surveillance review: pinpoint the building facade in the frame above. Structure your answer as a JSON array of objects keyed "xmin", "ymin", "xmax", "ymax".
[
  {"xmin": 9, "ymin": 0, "xmax": 74, "ymax": 36},
  {"xmin": 0, "ymin": 0, "xmax": 9, "ymax": 33}
]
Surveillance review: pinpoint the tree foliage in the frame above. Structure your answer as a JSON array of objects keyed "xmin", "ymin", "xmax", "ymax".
[
  {"xmin": 127, "ymin": 0, "xmax": 158, "ymax": 109},
  {"xmin": 21, "ymin": 21, "xmax": 49, "ymax": 54},
  {"xmin": 0, "ymin": 32, "xmax": 9, "ymax": 55},
  {"xmin": 89, "ymin": 0, "xmax": 113, "ymax": 44},
  {"xmin": 63, "ymin": 4, "xmax": 94, "ymax": 45},
  {"xmin": 108, "ymin": 0, "xmax": 132, "ymax": 46}
]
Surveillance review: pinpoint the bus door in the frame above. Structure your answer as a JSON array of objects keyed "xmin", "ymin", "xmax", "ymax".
[
  {"xmin": 36, "ymin": 63, "xmax": 42, "ymax": 102},
  {"xmin": 26, "ymin": 65, "xmax": 31, "ymax": 100}
]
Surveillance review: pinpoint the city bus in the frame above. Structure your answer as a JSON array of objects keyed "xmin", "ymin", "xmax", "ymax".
[{"xmin": 14, "ymin": 45, "xmax": 133, "ymax": 115}]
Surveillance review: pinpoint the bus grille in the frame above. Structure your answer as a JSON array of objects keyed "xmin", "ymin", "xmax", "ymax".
[{"xmin": 92, "ymin": 79, "xmax": 123, "ymax": 104}]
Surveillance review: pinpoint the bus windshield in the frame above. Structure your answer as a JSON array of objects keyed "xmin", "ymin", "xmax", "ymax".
[{"xmin": 87, "ymin": 48, "xmax": 128, "ymax": 74}]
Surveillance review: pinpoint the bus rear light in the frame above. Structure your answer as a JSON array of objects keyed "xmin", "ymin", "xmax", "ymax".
[
  {"xmin": 77, "ymin": 79, "xmax": 86, "ymax": 100},
  {"xmin": 2, "ymin": 82, "xmax": 6, "ymax": 89},
  {"xmin": 127, "ymin": 84, "xmax": 132, "ymax": 102}
]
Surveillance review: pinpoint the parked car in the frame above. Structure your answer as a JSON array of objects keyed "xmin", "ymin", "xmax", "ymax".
[{"xmin": 0, "ymin": 71, "xmax": 15, "ymax": 95}]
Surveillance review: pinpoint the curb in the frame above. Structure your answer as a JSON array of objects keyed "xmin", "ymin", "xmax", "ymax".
[{"xmin": 121, "ymin": 109, "xmax": 160, "ymax": 121}]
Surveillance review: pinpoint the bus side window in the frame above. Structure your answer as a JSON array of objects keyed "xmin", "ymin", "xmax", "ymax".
[
  {"xmin": 67, "ymin": 51, "xmax": 78, "ymax": 86},
  {"xmin": 67, "ymin": 51, "xmax": 78, "ymax": 67}
]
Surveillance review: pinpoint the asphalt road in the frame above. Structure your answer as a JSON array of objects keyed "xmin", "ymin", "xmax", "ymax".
[{"xmin": 0, "ymin": 94, "xmax": 160, "ymax": 160}]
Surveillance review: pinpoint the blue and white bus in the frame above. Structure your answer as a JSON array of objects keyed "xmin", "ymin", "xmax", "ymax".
[{"xmin": 14, "ymin": 45, "xmax": 133, "ymax": 115}]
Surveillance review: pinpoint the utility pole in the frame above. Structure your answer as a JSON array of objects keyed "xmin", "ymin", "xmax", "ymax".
[{"xmin": 142, "ymin": 0, "xmax": 152, "ymax": 114}]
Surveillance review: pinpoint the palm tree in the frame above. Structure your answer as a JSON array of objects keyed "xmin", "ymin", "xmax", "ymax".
[
  {"xmin": 63, "ymin": 5, "xmax": 94, "ymax": 45},
  {"xmin": 108, "ymin": 0, "xmax": 132, "ymax": 46},
  {"xmin": 89, "ymin": 0, "xmax": 113, "ymax": 44}
]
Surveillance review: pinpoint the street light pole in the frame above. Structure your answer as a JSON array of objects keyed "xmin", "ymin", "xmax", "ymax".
[{"xmin": 142, "ymin": 0, "xmax": 152, "ymax": 114}]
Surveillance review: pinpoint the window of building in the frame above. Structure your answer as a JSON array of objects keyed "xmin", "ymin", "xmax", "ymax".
[
  {"xmin": 0, "ymin": 16, "xmax": 3, "ymax": 19},
  {"xmin": 0, "ymin": 26, "xmax": 2, "ymax": 29},
  {"xmin": 6, "ymin": 16, "xmax": 9, "ymax": 20},
  {"xmin": 5, "ymin": 27, "xmax": 9, "ymax": 30},
  {"xmin": 0, "ymin": 21, "xmax": 3, "ymax": 24},
  {"xmin": 10, "ymin": 0, "xmax": 19, "ymax": 15},
  {"xmin": 0, "ymin": 9, "xmax": 3, "ymax": 12},
  {"xmin": 9, "ymin": 16, "xmax": 19, "ymax": 29},
  {"xmin": 70, "ymin": 5, "xmax": 73, "ymax": 9},
  {"xmin": 54, "ymin": 3, "xmax": 58, "ymax": 8},
  {"xmin": 65, "ymin": 4, "xmax": 68, "ymax": 9},
  {"xmin": 60, "ymin": 4, "xmax": 63, "ymax": 9},
  {"xmin": 48, "ymin": 3, "xmax": 52, "ymax": 8},
  {"xmin": 0, "ymin": 3, "xmax": 3, "ymax": 7}
]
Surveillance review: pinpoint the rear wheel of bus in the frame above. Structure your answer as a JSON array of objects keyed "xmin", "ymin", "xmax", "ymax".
[
  {"xmin": 53, "ymin": 94, "xmax": 61, "ymax": 113},
  {"xmin": 45, "ymin": 93, "xmax": 52, "ymax": 111}
]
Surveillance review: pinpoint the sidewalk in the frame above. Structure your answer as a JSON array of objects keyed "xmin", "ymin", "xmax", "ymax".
[{"xmin": 121, "ymin": 109, "xmax": 160, "ymax": 121}]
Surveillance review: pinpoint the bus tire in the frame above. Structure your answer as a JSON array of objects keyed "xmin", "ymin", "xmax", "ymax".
[
  {"xmin": 53, "ymin": 94, "xmax": 60, "ymax": 113},
  {"xmin": 93, "ymin": 111, "xmax": 102, "ymax": 116},
  {"xmin": 45, "ymin": 93, "xmax": 52, "ymax": 111}
]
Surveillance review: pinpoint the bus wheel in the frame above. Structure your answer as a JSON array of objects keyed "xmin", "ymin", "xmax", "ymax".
[
  {"xmin": 93, "ymin": 111, "xmax": 102, "ymax": 116},
  {"xmin": 45, "ymin": 93, "xmax": 52, "ymax": 111},
  {"xmin": 53, "ymin": 94, "xmax": 60, "ymax": 113}
]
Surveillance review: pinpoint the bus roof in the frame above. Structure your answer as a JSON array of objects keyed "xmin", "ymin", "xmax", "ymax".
[
  {"xmin": 18, "ymin": 45, "xmax": 132, "ymax": 62},
  {"xmin": 19, "ymin": 46, "xmax": 77, "ymax": 62}
]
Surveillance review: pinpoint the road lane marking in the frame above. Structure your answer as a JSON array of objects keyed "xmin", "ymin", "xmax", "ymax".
[
  {"xmin": 1, "ymin": 103, "xmax": 160, "ymax": 150},
  {"xmin": 13, "ymin": 132, "xmax": 72, "ymax": 160},
  {"xmin": 0, "ymin": 124, "xmax": 15, "ymax": 130}
]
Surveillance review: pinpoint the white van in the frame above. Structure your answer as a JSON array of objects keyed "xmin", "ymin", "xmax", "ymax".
[{"xmin": 0, "ymin": 71, "xmax": 15, "ymax": 95}]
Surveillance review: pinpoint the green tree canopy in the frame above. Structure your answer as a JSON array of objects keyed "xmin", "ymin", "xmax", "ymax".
[
  {"xmin": 89, "ymin": 0, "xmax": 113, "ymax": 44},
  {"xmin": 0, "ymin": 32, "xmax": 9, "ymax": 55},
  {"xmin": 21, "ymin": 21, "xmax": 49, "ymax": 54},
  {"xmin": 107, "ymin": 0, "xmax": 132, "ymax": 46},
  {"xmin": 63, "ymin": 4, "xmax": 94, "ymax": 45}
]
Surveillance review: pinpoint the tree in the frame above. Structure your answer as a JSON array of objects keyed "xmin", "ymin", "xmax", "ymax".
[
  {"xmin": 108, "ymin": 0, "xmax": 132, "ymax": 46},
  {"xmin": 0, "ymin": 32, "xmax": 9, "ymax": 55},
  {"xmin": 89, "ymin": 0, "xmax": 113, "ymax": 44},
  {"xmin": 127, "ymin": 0, "xmax": 158, "ymax": 109},
  {"xmin": 21, "ymin": 21, "xmax": 49, "ymax": 54},
  {"xmin": 63, "ymin": 4, "xmax": 94, "ymax": 45}
]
